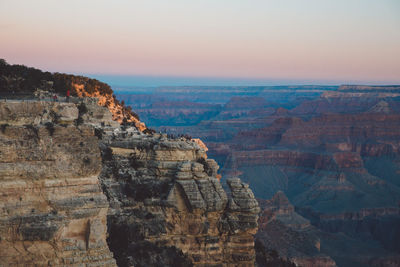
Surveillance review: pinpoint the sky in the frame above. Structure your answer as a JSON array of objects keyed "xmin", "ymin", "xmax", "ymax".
[{"xmin": 1, "ymin": 0, "xmax": 399, "ymax": 85}]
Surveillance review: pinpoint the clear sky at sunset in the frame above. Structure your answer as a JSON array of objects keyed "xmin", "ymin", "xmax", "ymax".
[{"xmin": 1, "ymin": 0, "xmax": 399, "ymax": 84}]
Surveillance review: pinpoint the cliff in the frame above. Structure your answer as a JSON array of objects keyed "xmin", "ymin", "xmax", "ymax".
[
  {"xmin": 0, "ymin": 101, "xmax": 116, "ymax": 266},
  {"xmin": 257, "ymin": 192, "xmax": 337, "ymax": 267},
  {"xmin": 99, "ymin": 127, "xmax": 260, "ymax": 266},
  {"xmin": 0, "ymin": 59, "xmax": 145, "ymax": 130},
  {"xmin": 0, "ymin": 87, "xmax": 260, "ymax": 265}
]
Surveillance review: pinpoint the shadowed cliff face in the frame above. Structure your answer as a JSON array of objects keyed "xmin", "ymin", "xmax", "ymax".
[
  {"xmin": 220, "ymin": 98, "xmax": 400, "ymax": 266},
  {"xmin": 257, "ymin": 192, "xmax": 338, "ymax": 267},
  {"xmin": 257, "ymin": 192, "xmax": 400, "ymax": 267},
  {"xmin": 98, "ymin": 126, "xmax": 260, "ymax": 266},
  {"xmin": 117, "ymin": 85, "xmax": 400, "ymax": 266}
]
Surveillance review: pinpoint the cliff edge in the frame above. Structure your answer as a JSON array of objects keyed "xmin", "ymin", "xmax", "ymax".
[{"xmin": 99, "ymin": 124, "xmax": 259, "ymax": 266}]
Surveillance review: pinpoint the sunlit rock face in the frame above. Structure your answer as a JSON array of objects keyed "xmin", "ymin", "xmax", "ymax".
[
  {"xmin": 0, "ymin": 101, "xmax": 116, "ymax": 266},
  {"xmin": 73, "ymin": 83, "xmax": 146, "ymax": 131},
  {"xmin": 0, "ymin": 59, "xmax": 146, "ymax": 131}
]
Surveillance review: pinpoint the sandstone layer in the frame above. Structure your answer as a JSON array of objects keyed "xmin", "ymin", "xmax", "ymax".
[
  {"xmin": 0, "ymin": 101, "xmax": 116, "ymax": 266},
  {"xmin": 0, "ymin": 99, "xmax": 260, "ymax": 266},
  {"xmin": 99, "ymin": 126, "xmax": 260, "ymax": 266}
]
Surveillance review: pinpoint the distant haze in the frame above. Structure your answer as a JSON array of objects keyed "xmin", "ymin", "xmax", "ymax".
[
  {"xmin": 90, "ymin": 75, "xmax": 396, "ymax": 88},
  {"xmin": 1, "ymin": 0, "xmax": 400, "ymax": 84}
]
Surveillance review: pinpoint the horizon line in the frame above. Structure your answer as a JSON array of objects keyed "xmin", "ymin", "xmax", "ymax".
[
  {"xmin": 85, "ymin": 73, "xmax": 400, "ymax": 88},
  {"xmin": 3, "ymin": 59, "xmax": 400, "ymax": 86}
]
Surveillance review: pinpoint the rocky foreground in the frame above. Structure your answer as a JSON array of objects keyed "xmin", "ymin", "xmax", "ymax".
[{"xmin": 0, "ymin": 99, "xmax": 259, "ymax": 266}]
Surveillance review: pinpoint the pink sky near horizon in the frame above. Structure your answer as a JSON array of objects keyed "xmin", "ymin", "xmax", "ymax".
[{"xmin": 1, "ymin": 0, "xmax": 400, "ymax": 83}]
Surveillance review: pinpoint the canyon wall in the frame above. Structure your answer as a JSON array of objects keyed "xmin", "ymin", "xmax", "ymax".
[
  {"xmin": 118, "ymin": 84, "xmax": 400, "ymax": 266},
  {"xmin": 0, "ymin": 99, "xmax": 260, "ymax": 266},
  {"xmin": 257, "ymin": 192, "xmax": 337, "ymax": 267},
  {"xmin": 99, "ymin": 126, "xmax": 260, "ymax": 266},
  {"xmin": 0, "ymin": 101, "xmax": 116, "ymax": 266}
]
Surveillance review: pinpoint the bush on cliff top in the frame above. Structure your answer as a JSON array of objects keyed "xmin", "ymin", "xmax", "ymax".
[
  {"xmin": 0, "ymin": 59, "xmax": 112, "ymax": 96},
  {"xmin": 0, "ymin": 58, "xmax": 139, "ymax": 123}
]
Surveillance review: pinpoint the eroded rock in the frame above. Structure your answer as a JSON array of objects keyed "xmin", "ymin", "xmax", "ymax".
[
  {"xmin": 0, "ymin": 100, "xmax": 260, "ymax": 266},
  {"xmin": 0, "ymin": 102, "xmax": 116, "ymax": 266},
  {"xmin": 99, "ymin": 126, "xmax": 260, "ymax": 266}
]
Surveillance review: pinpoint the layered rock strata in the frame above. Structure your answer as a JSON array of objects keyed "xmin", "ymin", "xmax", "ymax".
[
  {"xmin": 0, "ymin": 101, "xmax": 116, "ymax": 266},
  {"xmin": 257, "ymin": 192, "xmax": 337, "ymax": 267},
  {"xmin": 99, "ymin": 127, "xmax": 260, "ymax": 266},
  {"xmin": 0, "ymin": 99, "xmax": 260, "ymax": 266}
]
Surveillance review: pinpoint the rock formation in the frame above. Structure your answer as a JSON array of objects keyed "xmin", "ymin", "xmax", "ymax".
[
  {"xmin": 257, "ymin": 192, "xmax": 337, "ymax": 267},
  {"xmin": 72, "ymin": 84, "xmax": 146, "ymax": 130},
  {"xmin": 0, "ymin": 97, "xmax": 260, "ymax": 266},
  {"xmin": 98, "ymin": 125, "xmax": 260, "ymax": 266},
  {"xmin": 0, "ymin": 59, "xmax": 145, "ymax": 130},
  {"xmin": 0, "ymin": 101, "xmax": 116, "ymax": 266},
  {"xmin": 115, "ymin": 83, "xmax": 400, "ymax": 266}
]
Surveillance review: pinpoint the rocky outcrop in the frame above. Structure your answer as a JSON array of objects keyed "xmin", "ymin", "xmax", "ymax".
[
  {"xmin": 0, "ymin": 101, "xmax": 116, "ymax": 266},
  {"xmin": 0, "ymin": 60, "xmax": 145, "ymax": 130},
  {"xmin": 99, "ymin": 127, "xmax": 260, "ymax": 266},
  {"xmin": 115, "ymin": 83, "xmax": 400, "ymax": 266},
  {"xmin": 0, "ymin": 98, "xmax": 260, "ymax": 266},
  {"xmin": 257, "ymin": 192, "xmax": 336, "ymax": 267},
  {"xmin": 258, "ymin": 191, "xmax": 311, "ymax": 230},
  {"xmin": 0, "ymin": 99, "xmax": 119, "ymax": 127},
  {"xmin": 72, "ymin": 84, "xmax": 146, "ymax": 130}
]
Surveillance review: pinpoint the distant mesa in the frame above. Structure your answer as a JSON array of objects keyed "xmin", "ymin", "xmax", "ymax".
[{"xmin": 338, "ymin": 84, "xmax": 400, "ymax": 92}]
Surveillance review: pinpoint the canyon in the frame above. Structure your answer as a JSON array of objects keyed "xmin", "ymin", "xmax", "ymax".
[
  {"xmin": 118, "ymin": 84, "xmax": 400, "ymax": 266},
  {"xmin": 0, "ymin": 61, "xmax": 262, "ymax": 266},
  {"xmin": 2, "ymin": 59, "xmax": 400, "ymax": 266}
]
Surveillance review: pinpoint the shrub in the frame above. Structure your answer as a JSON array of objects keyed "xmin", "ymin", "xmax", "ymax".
[
  {"xmin": 143, "ymin": 128, "xmax": 156, "ymax": 135},
  {"xmin": 101, "ymin": 147, "xmax": 113, "ymax": 162},
  {"xmin": 49, "ymin": 110, "xmax": 60, "ymax": 124},
  {"xmin": 77, "ymin": 102, "xmax": 88, "ymax": 115},
  {"xmin": 0, "ymin": 124, "xmax": 9, "ymax": 133},
  {"xmin": 24, "ymin": 124, "xmax": 39, "ymax": 140},
  {"xmin": 131, "ymin": 111, "xmax": 140, "ymax": 121},
  {"xmin": 44, "ymin": 122, "xmax": 55, "ymax": 136},
  {"xmin": 94, "ymin": 128, "xmax": 104, "ymax": 139},
  {"xmin": 179, "ymin": 133, "xmax": 192, "ymax": 140},
  {"xmin": 74, "ymin": 116, "xmax": 84, "ymax": 126},
  {"xmin": 83, "ymin": 156, "xmax": 91, "ymax": 165}
]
